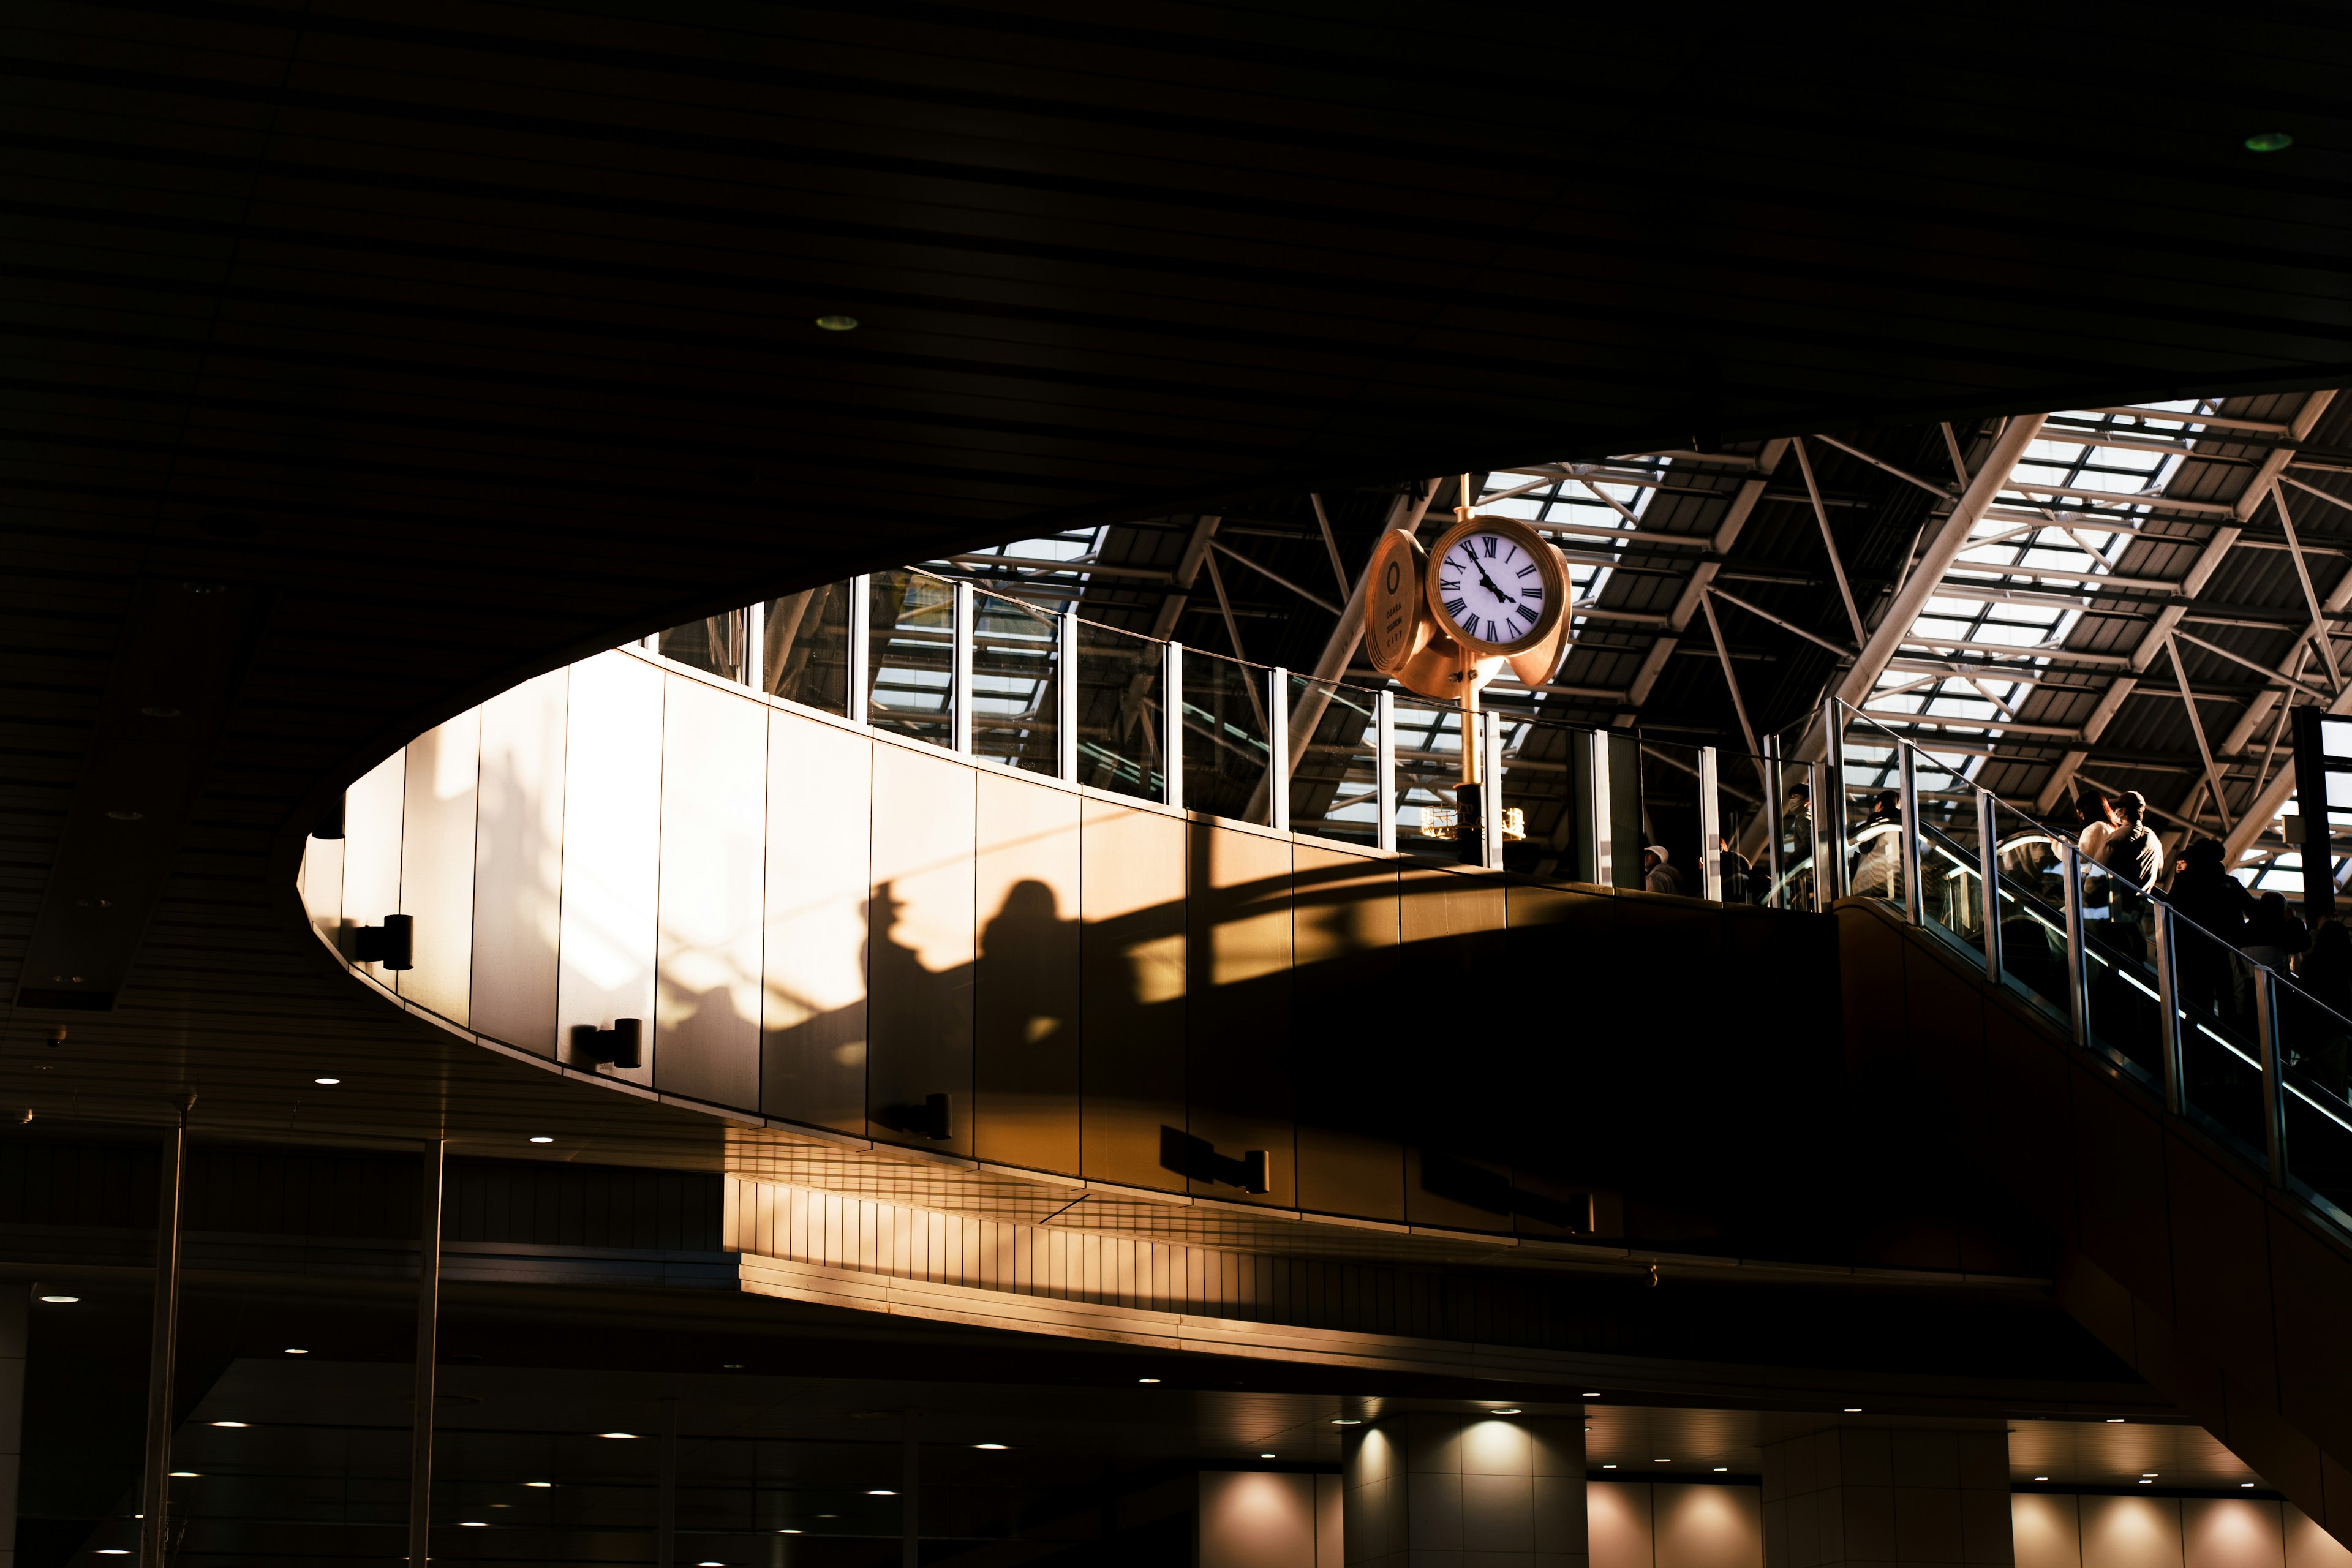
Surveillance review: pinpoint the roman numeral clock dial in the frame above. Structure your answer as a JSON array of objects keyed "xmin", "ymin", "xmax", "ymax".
[{"xmin": 1422, "ymin": 515, "xmax": 1567, "ymax": 663}]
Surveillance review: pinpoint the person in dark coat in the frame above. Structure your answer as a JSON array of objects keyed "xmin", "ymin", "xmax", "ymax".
[{"xmin": 2166, "ymin": 839, "xmax": 2253, "ymax": 1025}]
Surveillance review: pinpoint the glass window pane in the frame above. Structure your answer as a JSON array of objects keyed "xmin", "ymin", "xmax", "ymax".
[
  {"xmin": 867, "ymin": 569, "xmax": 955, "ymax": 750},
  {"xmin": 1285, "ymin": 675, "xmax": 1379, "ymax": 847},
  {"xmin": 657, "ymin": 611, "xmax": 745, "ymax": 683},
  {"xmin": 1178, "ymin": 649, "xmax": 1271, "ymax": 824},
  {"xmin": 1072, "ymin": 620, "xmax": 1164, "ymax": 802},
  {"xmin": 971, "ymin": 589, "xmax": 1060, "ymax": 776},
  {"xmin": 762, "ymin": 584, "xmax": 851, "ymax": 714}
]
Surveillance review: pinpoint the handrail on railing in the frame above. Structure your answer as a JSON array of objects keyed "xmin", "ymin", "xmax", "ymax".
[
  {"xmin": 637, "ymin": 565, "xmax": 1796, "ymax": 898},
  {"xmin": 1815, "ymin": 693, "xmax": 2352, "ymax": 1235}
]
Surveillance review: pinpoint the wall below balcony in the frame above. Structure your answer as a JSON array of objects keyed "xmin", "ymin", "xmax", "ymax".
[{"xmin": 304, "ymin": 648, "xmax": 1843, "ymax": 1245}]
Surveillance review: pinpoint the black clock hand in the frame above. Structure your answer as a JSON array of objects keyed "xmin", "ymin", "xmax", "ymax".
[{"xmin": 1473, "ymin": 564, "xmax": 1517, "ymax": 604}]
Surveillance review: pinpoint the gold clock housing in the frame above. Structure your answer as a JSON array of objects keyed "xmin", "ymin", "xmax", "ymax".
[
  {"xmin": 1422, "ymin": 514, "xmax": 1568, "ymax": 657},
  {"xmin": 1363, "ymin": 531, "xmax": 1433, "ymax": 674}
]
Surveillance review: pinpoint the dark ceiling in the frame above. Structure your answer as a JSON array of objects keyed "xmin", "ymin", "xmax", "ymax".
[{"xmin": 6, "ymin": 2, "xmax": 2352, "ymax": 1147}]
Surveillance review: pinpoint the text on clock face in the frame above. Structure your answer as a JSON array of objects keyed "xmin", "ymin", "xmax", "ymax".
[{"xmin": 1436, "ymin": 530, "xmax": 1545, "ymax": 643}]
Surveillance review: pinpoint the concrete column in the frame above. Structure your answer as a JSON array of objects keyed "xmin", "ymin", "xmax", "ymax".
[
  {"xmin": 1760, "ymin": 1427, "xmax": 2010, "ymax": 1568},
  {"xmin": 0, "ymin": 1283, "xmax": 24, "ymax": 1568},
  {"xmin": 1345, "ymin": 1412, "xmax": 1586, "ymax": 1568}
]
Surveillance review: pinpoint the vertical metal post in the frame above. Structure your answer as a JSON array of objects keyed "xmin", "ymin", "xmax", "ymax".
[
  {"xmin": 140, "ymin": 1093, "xmax": 194, "ymax": 1568},
  {"xmin": 1820, "ymin": 698, "xmax": 1849, "ymax": 903},
  {"xmin": 1057, "ymin": 609, "xmax": 1079, "ymax": 785},
  {"xmin": 902, "ymin": 1409, "xmax": 920, "ymax": 1568},
  {"xmin": 1374, "ymin": 690, "xmax": 1396, "ymax": 854},
  {"xmin": 1481, "ymin": 709, "xmax": 1504, "ymax": 872},
  {"xmin": 745, "ymin": 599, "xmax": 766, "ymax": 692},
  {"xmin": 1976, "ymin": 788, "xmax": 2003, "ymax": 985},
  {"xmin": 2293, "ymin": 704, "xmax": 2336, "ymax": 921},
  {"xmin": 1698, "ymin": 745, "xmax": 1722, "ymax": 902},
  {"xmin": 2062, "ymin": 844, "xmax": 2089, "ymax": 1049},
  {"xmin": 846, "ymin": 575, "xmax": 872, "ymax": 726},
  {"xmin": 1763, "ymin": 734, "xmax": 1785, "ymax": 910},
  {"xmin": 1896, "ymin": 744, "xmax": 1924, "ymax": 927},
  {"xmin": 2152, "ymin": 901, "xmax": 2183, "ymax": 1117},
  {"xmin": 1267, "ymin": 666, "xmax": 1290, "ymax": 832},
  {"xmin": 1810, "ymin": 761, "xmax": 1831, "ymax": 913},
  {"xmin": 407, "ymin": 1138, "xmax": 443, "ymax": 1568},
  {"xmin": 658, "ymin": 1400, "xmax": 677, "ymax": 1568},
  {"xmin": 951, "ymin": 580, "xmax": 974, "ymax": 756},
  {"xmin": 1589, "ymin": 730, "xmax": 1615, "ymax": 888},
  {"xmin": 2255, "ymin": 966, "xmax": 2287, "ymax": 1183},
  {"xmin": 1161, "ymin": 640, "xmax": 1184, "ymax": 811}
]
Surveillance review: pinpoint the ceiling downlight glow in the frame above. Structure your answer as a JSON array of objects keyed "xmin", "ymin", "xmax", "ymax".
[
  {"xmin": 815, "ymin": 315, "xmax": 859, "ymax": 332},
  {"xmin": 2245, "ymin": 132, "xmax": 2294, "ymax": 153},
  {"xmin": 600, "ymin": 1433, "xmax": 638, "ymax": 1440},
  {"xmin": 39, "ymin": 1294, "xmax": 77, "ymax": 1303}
]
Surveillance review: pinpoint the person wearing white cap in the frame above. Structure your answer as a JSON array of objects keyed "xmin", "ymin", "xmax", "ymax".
[{"xmin": 1640, "ymin": 844, "xmax": 1682, "ymax": 895}]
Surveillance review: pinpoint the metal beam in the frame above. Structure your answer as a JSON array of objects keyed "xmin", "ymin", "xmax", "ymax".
[
  {"xmin": 1616, "ymin": 440, "xmax": 1790, "ymax": 718},
  {"xmin": 2166, "ymin": 635, "xmax": 2235, "ymax": 835},
  {"xmin": 1792, "ymin": 437, "xmax": 1866, "ymax": 647}
]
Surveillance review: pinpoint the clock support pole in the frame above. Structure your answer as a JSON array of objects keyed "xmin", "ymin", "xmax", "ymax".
[{"xmin": 1450, "ymin": 475, "xmax": 1487, "ymax": 868}]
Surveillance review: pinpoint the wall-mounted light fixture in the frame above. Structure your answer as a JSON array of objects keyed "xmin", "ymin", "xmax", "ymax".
[
  {"xmin": 352, "ymin": 914, "xmax": 413, "ymax": 970},
  {"xmin": 573, "ymin": 1019, "xmax": 643, "ymax": 1070},
  {"xmin": 918, "ymin": 1092, "xmax": 956, "ymax": 1142}
]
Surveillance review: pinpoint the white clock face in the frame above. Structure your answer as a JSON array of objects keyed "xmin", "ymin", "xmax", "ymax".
[{"xmin": 1436, "ymin": 530, "xmax": 1547, "ymax": 645}]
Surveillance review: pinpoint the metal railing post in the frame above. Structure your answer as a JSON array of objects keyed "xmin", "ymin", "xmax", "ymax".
[
  {"xmin": 1589, "ymin": 729, "xmax": 1615, "ymax": 888},
  {"xmin": 407, "ymin": 1139, "xmax": 444, "ymax": 1568},
  {"xmin": 1268, "ymin": 666, "xmax": 1290, "ymax": 832},
  {"xmin": 1820, "ymin": 698, "xmax": 1849, "ymax": 903},
  {"xmin": 1162, "ymin": 639, "xmax": 1184, "ymax": 811},
  {"xmin": 1763, "ymin": 734, "xmax": 1785, "ymax": 910},
  {"xmin": 951, "ymin": 580, "xmax": 974, "ymax": 756},
  {"xmin": 1976, "ymin": 788, "xmax": 2002, "ymax": 985},
  {"xmin": 1698, "ymin": 745, "xmax": 1722, "ymax": 900},
  {"xmin": 1482, "ymin": 709, "xmax": 1504, "ymax": 872},
  {"xmin": 1810, "ymin": 761, "xmax": 1831, "ymax": 912},
  {"xmin": 2062, "ymin": 843, "xmax": 2089, "ymax": 1048},
  {"xmin": 1374, "ymin": 690, "xmax": 1396, "ymax": 854},
  {"xmin": 847, "ymin": 575, "xmax": 872, "ymax": 726},
  {"xmin": 1057, "ymin": 609, "xmax": 1079, "ymax": 783},
  {"xmin": 745, "ymin": 599, "xmax": 765, "ymax": 692},
  {"xmin": 2255, "ymin": 965, "xmax": 2286, "ymax": 1183},
  {"xmin": 140, "ymin": 1093, "xmax": 194, "ymax": 1568},
  {"xmin": 2152, "ymin": 902, "xmax": 2183, "ymax": 1117},
  {"xmin": 1897, "ymin": 743, "xmax": 1924, "ymax": 926}
]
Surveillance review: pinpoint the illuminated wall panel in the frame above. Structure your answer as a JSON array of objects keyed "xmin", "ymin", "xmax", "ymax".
[
  {"xmin": 472, "ymin": 669, "xmax": 569, "ymax": 1057},
  {"xmin": 556, "ymin": 650, "xmax": 663, "ymax": 1087},
  {"xmin": 763, "ymin": 710, "xmax": 870, "ymax": 1133},
  {"xmin": 866, "ymin": 742, "xmax": 976, "ymax": 1152},
  {"xmin": 399, "ymin": 706, "xmax": 480, "ymax": 1025},
  {"xmin": 655, "ymin": 674, "xmax": 766, "ymax": 1110},
  {"xmin": 341, "ymin": 750, "xmax": 405, "ymax": 979},
  {"xmin": 973, "ymin": 770, "xmax": 1081, "ymax": 1172}
]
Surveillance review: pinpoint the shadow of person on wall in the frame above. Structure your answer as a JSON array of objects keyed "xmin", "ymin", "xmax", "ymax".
[
  {"xmin": 974, "ymin": 878, "xmax": 1081, "ymax": 1155},
  {"xmin": 864, "ymin": 879, "xmax": 974, "ymax": 1141}
]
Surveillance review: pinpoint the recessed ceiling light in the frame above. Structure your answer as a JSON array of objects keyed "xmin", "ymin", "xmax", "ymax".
[
  {"xmin": 211, "ymin": 1421, "xmax": 247, "ymax": 1428},
  {"xmin": 2138, "ymin": 1480, "xmax": 2152, "ymax": 1486},
  {"xmin": 1331, "ymin": 1419, "xmax": 1362, "ymax": 1427},
  {"xmin": 973, "ymin": 1444, "xmax": 1007, "ymax": 1450},
  {"xmin": 2243, "ymin": 1483, "xmax": 2256, "ymax": 1489},
  {"xmin": 461, "ymin": 1521, "xmax": 487, "ymax": 1527},
  {"xmin": 1261, "ymin": 1452, "xmax": 1276, "ymax": 1458},
  {"xmin": 314, "ymin": 1077, "xmax": 340, "ymax": 1085},
  {"xmin": 2035, "ymin": 1477, "xmax": 2049, "ymax": 1482},
  {"xmin": 1843, "ymin": 1408, "xmax": 1863, "ymax": 1414},
  {"xmin": 529, "ymin": 1136, "xmax": 555, "ymax": 1144},
  {"xmin": 1491, "ymin": 1408, "xmax": 1522, "ymax": 1415},
  {"xmin": 1137, "ymin": 1378, "xmax": 1160, "ymax": 1384},
  {"xmin": 99, "ymin": 1551, "xmax": 129, "ymax": 1556},
  {"xmin": 778, "ymin": 1529, "xmax": 802, "ymax": 1534},
  {"xmin": 600, "ymin": 1433, "xmax": 638, "ymax": 1440},
  {"xmin": 1583, "ymin": 1392, "xmax": 1602, "ymax": 1398},
  {"xmin": 39, "ymin": 1294, "xmax": 77, "ymax": 1303},
  {"xmin": 2143, "ymin": 1473, "xmax": 2158, "ymax": 1478},
  {"xmin": 1655, "ymin": 1458, "xmax": 1670, "ymax": 1463},
  {"xmin": 1714, "ymin": 1467, "xmax": 1728, "ymax": 1473},
  {"xmin": 169, "ymin": 1471, "xmax": 199, "ymax": 1478},
  {"xmin": 867, "ymin": 1489, "xmax": 897, "ymax": 1496},
  {"xmin": 1602, "ymin": 1463, "xmax": 1617, "ymax": 1469},
  {"xmin": 2106, "ymin": 1418, "xmax": 2125, "ymax": 1423},
  {"xmin": 815, "ymin": 315, "xmax": 860, "ymax": 332},
  {"xmin": 525, "ymin": 1482, "xmax": 552, "ymax": 1488},
  {"xmin": 699, "ymin": 1561, "xmax": 725, "ymax": 1564},
  {"xmin": 284, "ymin": 1348, "xmax": 307, "ymax": 1355},
  {"xmin": 2245, "ymin": 132, "xmax": 2294, "ymax": 153}
]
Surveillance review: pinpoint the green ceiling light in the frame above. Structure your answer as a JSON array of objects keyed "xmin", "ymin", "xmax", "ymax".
[
  {"xmin": 2245, "ymin": 132, "xmax": 2294, "ymax": 153},
  {"xmin": 815, "ymin": 315, "xmax": 860, "ymax": 332}
]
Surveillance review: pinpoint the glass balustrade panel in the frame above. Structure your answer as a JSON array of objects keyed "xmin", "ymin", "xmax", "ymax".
[
  {"xmin": 1634, "ymin": 737, "xmax": 1706, "ymax": 899},
  {"xmin": 1071, "ymin": 619, "xmax": 1165, "ymax": 802},
  {"xmin": 763, "ymin": 581, "xmax": 852, "ymax": 714},
  {"xmin": 1286, "ymin": 674, "xmax": 1381, "ymax": 848},
  {"xmin": 2077, "ymin": 858, "xmax": 2162, "ymax": 1090},
  {"xmin": 1770, "ymin": 756, "xmax": 1820, "ymax": 911},
  {"xmin": 1716, "ymin": 751, "xmax": 1773, "ymax": 906},
  {"xmin": 1180, "ymin": 647, "xmax": 1272, "ymax": 823},
  {"xmin": 2277, "ymin": 975, "xmax": 2352, "ymax": 1228},
  {"xmin": 657, "ymin": 608, "xmax": 747, "ymax": 682},
  {"xmin": 2168, "ymin": 910, "xmax": 2272, "ymax": 1162},
  {"xmin": 971, "ymin": 589, "xmax": 1060, "ymax": 776},
  {"xmin": 866, "ymin": 568, "xmax": 956, "ymax": 749},
  {"xmin": 1988, "ymin": 797, "xmax": 2071, "ymax": 1025},
  {"xmin": 1838, "ymin": 710, "xmax": 1907, "ymax": 908},
  {"xmin": 1498, "ymin": 711, "xmax": 1578, "ymax": 878},
  {"xmin": 1390, "ymin": 693, "xmax": 1469, "ymax": 865}
]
